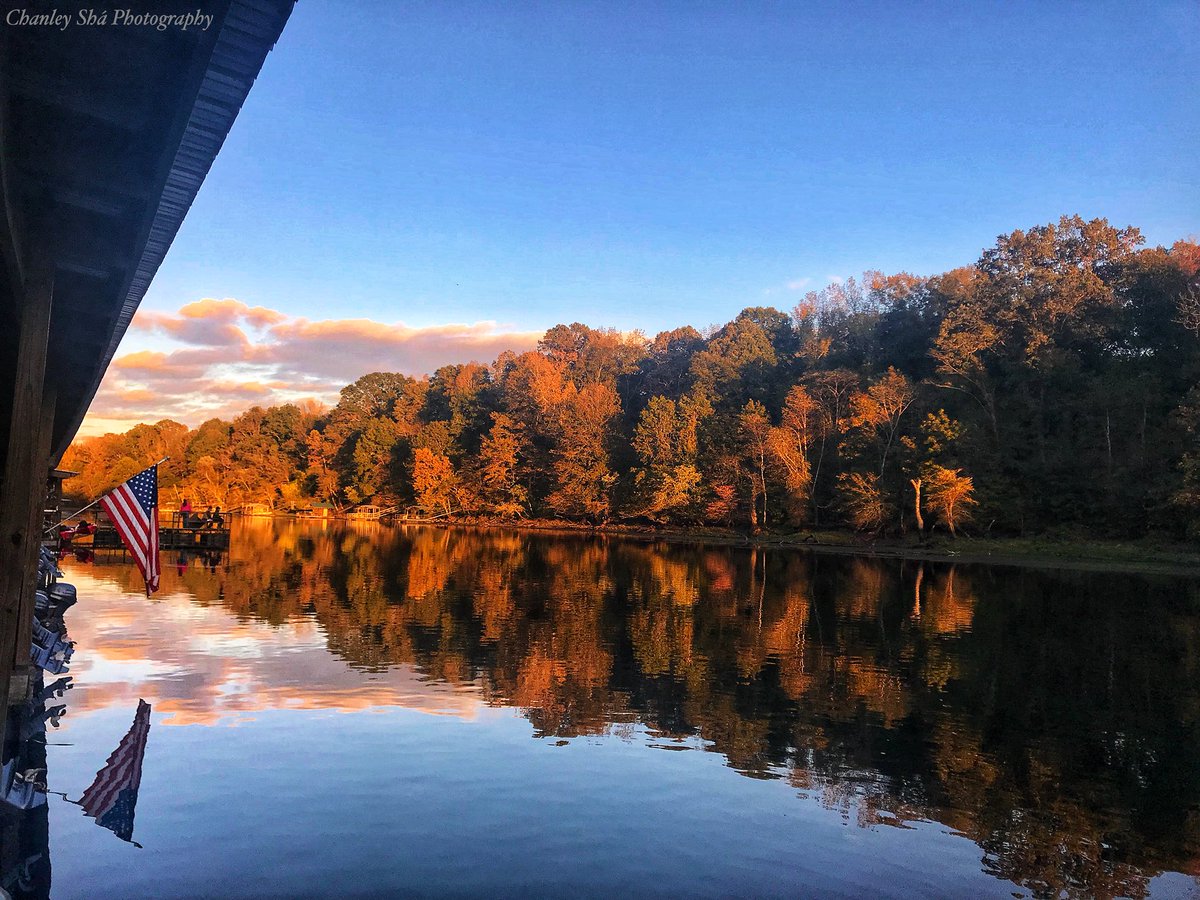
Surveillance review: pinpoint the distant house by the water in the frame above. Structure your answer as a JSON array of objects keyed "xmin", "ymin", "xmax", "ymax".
[
  {"xmin": 238, "ymin": 503, "xmax": 273, "ymax": 517},
  {"xmin": 287, "ymin": 502, "xmax": 337, "ymax": 519}
]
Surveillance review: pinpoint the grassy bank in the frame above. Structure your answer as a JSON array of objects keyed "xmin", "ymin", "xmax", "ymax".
[{"xmin": 387, "ymin": 515, "xmax": 1200, "ymax": 575}]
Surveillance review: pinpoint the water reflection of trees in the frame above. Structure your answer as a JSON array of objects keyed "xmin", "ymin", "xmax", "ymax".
[{"xmin": 103, "ymin": 520, "xmax": 1200, "ymax": 898}]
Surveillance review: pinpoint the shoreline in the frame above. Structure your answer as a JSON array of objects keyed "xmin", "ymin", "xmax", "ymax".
[{"xmin": 375, "ymin": 515, "xmax": 1200, "ymax": 577}]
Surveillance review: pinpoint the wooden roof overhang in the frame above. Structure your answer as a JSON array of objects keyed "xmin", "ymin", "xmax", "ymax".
[{"xmin": 0, "ymin": 0, "xmax": 294, "ymax": 461}]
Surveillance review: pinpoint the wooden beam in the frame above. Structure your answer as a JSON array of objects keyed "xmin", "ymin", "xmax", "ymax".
[
  {"xmin": 11, "ymin": 155, "xmax": 156, "ymax": 206},
  {"xmin": 0, "ymin": 31, "xmax": 26, "ymax": 295},
  {"xmin": 51, "ymin": 185, "xmax": 137, "ymax": 220},
  {"xmin": 9, "ymin": 385, "xmax": 55, "ymax": 689},
  {"xmin": 0, "ymin": 255, "xmax": 51, "ymax": 716},
  {"xmin": 6, "ymin": 69, "xmax": 152, "ymax": 133}
]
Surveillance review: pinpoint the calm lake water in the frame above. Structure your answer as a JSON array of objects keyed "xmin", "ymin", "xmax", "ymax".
[{"xmin": 12, "ymin": 519, "xmax": 1200, "ymax": 898}]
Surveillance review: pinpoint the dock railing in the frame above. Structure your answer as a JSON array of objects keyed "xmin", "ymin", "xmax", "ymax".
[{"xmin": 90, "ymin": 510, "xmax": 231, "ymax": 551}]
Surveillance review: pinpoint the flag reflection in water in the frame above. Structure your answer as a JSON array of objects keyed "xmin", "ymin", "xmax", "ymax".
[{"xmin": 76, "ymin": 700, "xmax": 151, "ymax": 847}]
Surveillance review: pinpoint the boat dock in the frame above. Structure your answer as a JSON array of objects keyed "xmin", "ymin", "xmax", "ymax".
[{"xmin": 92, "ymin": 525, "xmax": 231, "ymax": 552}]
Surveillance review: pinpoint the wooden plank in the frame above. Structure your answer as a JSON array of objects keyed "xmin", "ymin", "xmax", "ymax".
[{"xmin": 0, "ymin": 257, "xmax": 52, "ymax": 712}]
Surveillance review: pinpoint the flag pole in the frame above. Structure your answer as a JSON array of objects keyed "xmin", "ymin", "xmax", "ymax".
[{"xmin": 44, "ymin": 457, "xmax": 168, "ymax": 534}]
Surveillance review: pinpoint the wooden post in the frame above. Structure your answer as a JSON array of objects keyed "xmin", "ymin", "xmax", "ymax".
[
  {"xmin": 11, "ymin": 387, "xmax": 56, "ymax": 684},
  {"xmin": 0, "ymin": 257, "xmax": 52, "ymax": 716}
]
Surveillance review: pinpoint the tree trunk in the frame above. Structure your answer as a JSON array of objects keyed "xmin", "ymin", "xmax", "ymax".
[
  {"xmin": 910, "ymin": 478, "xmax": 924, "ymax": 533},
  {"xmin": 1105, "ymin": 410, "xmax": 1112, "ymax": 477},
  {"xmin": 811, "ymin": 433, "xmax": 827, "ymax": 526},
  {"xmin": 760, "ymin": 463, "xmax": 767, "ymax": 529},
  {"xmin": 747, "ymin": 476, "xmax": 759, "ymax": 530},
  {"xmin": 1140, "ymin": 402, "xmax": 1147, "ymax": 466}
]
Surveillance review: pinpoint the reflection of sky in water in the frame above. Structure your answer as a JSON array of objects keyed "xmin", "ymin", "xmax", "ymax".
[
  {"xmin": 57, "ymin": 568, "xmax": 489, "ymax": 727},
  {"xmin": 29, "ymin": 522, "xmax": 1200, "ymax": 899},
  {"xmin": 72, "ymin": 656, "xmax": 176, "ymax": 684},
  {"xmin": 188, "ymin": 632, "xmax": 324, "ymax": 658},
  {"xmin": 48, "ymin": 706, "xmax": 1011, "ymax": 899}
]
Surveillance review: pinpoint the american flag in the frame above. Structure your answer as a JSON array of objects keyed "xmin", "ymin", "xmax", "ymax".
[
  {"xmin": 99, "ymin": 465, "xmax": 160, "ymax": 594},
  {"xmin": 77, "ymin": 699, "xmax": 152, "ymax": 845}
]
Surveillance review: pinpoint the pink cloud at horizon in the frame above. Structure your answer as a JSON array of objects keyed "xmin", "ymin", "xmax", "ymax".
[{"xmin": 79, "ymin": 298, "xmax": 542, "ymax": 436}]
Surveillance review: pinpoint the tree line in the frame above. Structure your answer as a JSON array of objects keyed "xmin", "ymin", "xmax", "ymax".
[{"xmin": 64, "ymin": 215, "xmax": 1200, "ymax": 539}]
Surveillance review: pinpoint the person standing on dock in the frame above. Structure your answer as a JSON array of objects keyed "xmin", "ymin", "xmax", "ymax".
[{"xmin": 180, "ymin": 498, "xmax": 193, "ymax": 528}]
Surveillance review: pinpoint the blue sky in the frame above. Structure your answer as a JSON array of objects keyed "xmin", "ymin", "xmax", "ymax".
[{"xmin": 89, "ymin": 0, "xmax": 1198, "ymax": 432}]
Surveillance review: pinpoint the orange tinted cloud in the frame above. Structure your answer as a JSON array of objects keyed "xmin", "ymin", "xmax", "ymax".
[
  {"xmin": 261, "ymin": 316, "xmax": 542, "ymax": 381},
  {"xmin": 80, "ymin": 298, "xmax": 541, "ymax": 435},
  {"xmin": 178, "ymin": 298, "xmax": 286, "ymax": 327}
]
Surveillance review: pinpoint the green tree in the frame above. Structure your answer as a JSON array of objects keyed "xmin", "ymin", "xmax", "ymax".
[{"xmin": 631, "ymin": 395, "xmax": 709, "ymax": 521}]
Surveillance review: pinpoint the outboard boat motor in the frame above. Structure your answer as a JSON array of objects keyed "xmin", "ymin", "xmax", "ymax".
[
  {"xmin": 38, "ymin": 547, "xmax": 63, "ymax": 588},
  {"xmin": 34, "ymin": 676, "xmax": 72, "ymax": 703},
  {"xmin": 19, "ymin": 705, "xmax": 67, "ymax": 742},
  {"xmin": 48, "ymin": 582, "xmax": 77, "ymax": 609},
  {"xmin": 37, "ymin": 544, "xmax": 76, "ymax": 608},
  {"xmin": 29, "ymin": 641, "xmax": 68, "ymax": 675},
  {"xmin": 0, "ymin": 759, "xmax": 47, "ymax": 810}
]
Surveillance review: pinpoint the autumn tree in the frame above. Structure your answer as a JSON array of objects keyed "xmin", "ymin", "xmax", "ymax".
[
  {"xmin": 307, "ymin": 429, "xmax": 340, "ymax": 502},
  {"xmin": 424, "ymin": 363, "xmax": 493, "ymax": 457},
  {"xmin": 798, "ymin": 277, "xmax": 881, "ymax": 370},
  {"xmin": 924, "ymin": 466, "xmax": 976, "ymax": 537},
  {"xmin": 845, "ymin": 367, "xmax": 915, "ymax": 478},
  {"xmin": 412, "ymin": 448, "xmax": 456, "ymax": 515},
  {"xmin": 633, "ymin": 326, "xmax": 705, "ymax": 411},
  {"xmin": 901, "ymin": 410, "xmax": 967, "ymax": 536},
  {"xmin": 540, "ymin": 322, "xmax": 647, "ymax": 388},
  {"xmin": 222, "ymin": 407, "xmax": 293, "ymax": 503},
  {"xmin": 838, "ymin": 472, "xmax": 890, "ymax": 533},
  {"xmin": 546, "ymin": 383, "xmax": 621, "ymax": 521},
  {"xmin": 766, "ymin": 385, "xmax": 817, "ymax": 522},
  {"xmin": 801, "ymin": 368, "xmax": 860, "ymax": 524},
  {"xmin": 479, "ymin": 413, "xmax": 528, "ymax": 517},
  {"xmin": 738, "ymin": 401, "xmax": 771, "ymax": 529}
]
